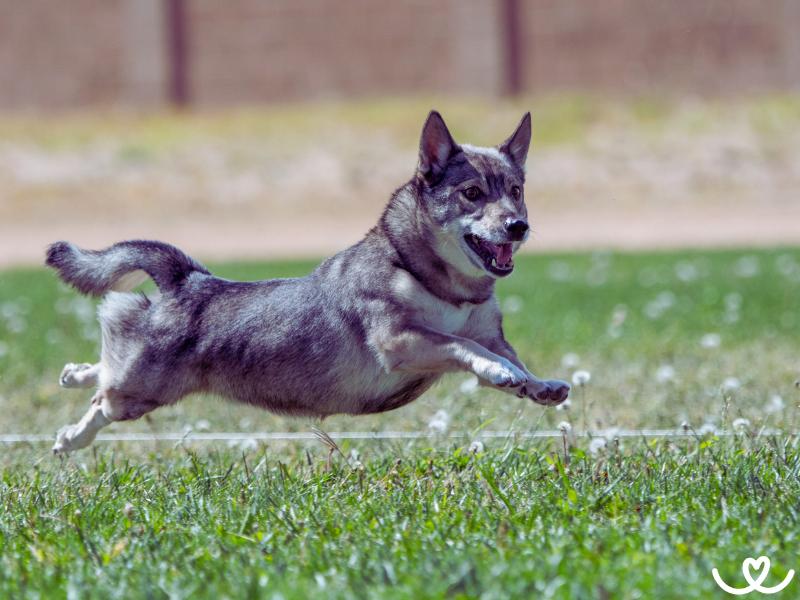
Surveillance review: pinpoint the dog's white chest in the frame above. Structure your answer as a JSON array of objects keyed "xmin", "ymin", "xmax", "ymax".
[{"xmin": 392, "ymin": 271, "xmax": 474, "ymax": 334}]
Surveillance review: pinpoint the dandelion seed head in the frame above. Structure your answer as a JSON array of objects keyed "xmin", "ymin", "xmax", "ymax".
[
  {"xmin": 700, "ymin": 333, "xmax": 721, "ymax": 349},
  {"xmin": 6, "ymin": 317, "xmax": 26, "ymax": 334},
  {"xmin": 766, "ymin": 394, "xmax": 785, "ymax": 414},
  {"xmin": 588, "ymin": 437, "xmax": 607, "ymax": 455},
  {"xmin": 561, "ymin": 353, "xmax": 580, "ymax": 369},
  {"xmin": 468, "ymin": 441, "xmax": 485, "ymax": 454},
  {"xmin": 734, "ymin": 256, "xmax": 759, "ymax": 278},
  {"xmin": 572, "ymin": 370, "xmax": 591, "ymax": 386},
  {"xmin": 732, "ymin": 418, "xmax": 751, "ymax": 430},
  {"xmin": 586, "ymin": 269, "xmax": 608, "ymax": 287},
  {"xmin": 555, "ymin": 398, "xmax": 572, "ymax": 411},
  {"xmin": 776, "ymin": 254, "xmax": 799, "ymax": 278},
  {"xmin": 502, "ymin": 296, "xmax": 523, "ymax": 313},
  {"xmin": 698, "ymin": 423, "xmax": 717, "ymax": 436},
  {"xmin": 722, "ymin": 377, "xmax": 741, "ymax": 392},
  {"xmin": 655, "ymin": 365, "xmax": 676, "ymax": 383},
  {"xmin": 558, "ymin": 421, "xmax": 572, "ymax": 433},
  {"xmin": 195, "ymin": 419, "xmax": 211, "ymax": 432},
  {"xmin": 675, "ymin": 261, "xmax": 699, "ymax": 282},
  {"xmin": 548, "ymin": 261, "xmax": 571, "ymax": 282},
  {"xmin": 428, "ymin": 409, "xmax": 450, "ymax": 434},
  {"xmin": 459, "ymin": 376, "xmax": 479, "ymax": 394}
]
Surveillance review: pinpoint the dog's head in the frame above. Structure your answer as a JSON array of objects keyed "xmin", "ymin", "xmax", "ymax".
[{"xmin": 415, "ymin": 111, "xmax": 532, "ymax": 279}]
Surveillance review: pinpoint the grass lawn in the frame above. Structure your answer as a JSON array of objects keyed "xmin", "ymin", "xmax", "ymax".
[{"xmin": 1, "ymin": 247, "xmax": 799, "ymax": 598}]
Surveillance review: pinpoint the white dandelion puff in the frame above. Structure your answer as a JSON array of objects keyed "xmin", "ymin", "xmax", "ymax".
[
  {"xmin": 698, "ymin": 423, "xmax": 717, "ymax": 436},
  {"xmin": 558, "ymin": 421, "xmax": 572, "ymax": 433},
  {"xmin": 776, "ymin": 254, "xmax": 799, "ymax": 277},
  {"xmin": 734, "ymin": 256, "xmax": 759, "ymax": 278},
  {"xmin": 765, "ymin": 394, "xmax": 785, "ymax": 414},
  {"xmin": 572, "ymin": 370, "xmax": 591, "ymax": 386},
  {"xmin": 428, "ymin": 409, "xmax": 450, "ymax": 434},
  {"xmin": 548, "ymin": 261, "xmax": 571, "ymax": 282},
  {"xmin": 722, "ymin": 377, "xmax": 741, "ymax": 392},
  {"xmin": 228, "ymin": 438, "xmax": 258, "ymax": 452},
  {"xmin": 588, "ymin": 437, "xmax": 607, "ymax": 455},
  {"xmin": 607, "ymin": 305, "xmax": 627, "ymax": 337},
  {"xmin": 561, "ymin": 353, "xmax": 581, "ymax": 369},
  {"xmin": 724, "ymin": 293, "xmax": 742, "ymax": 310},
  {"xmin": 586, "ymin": 268, "xmax": 608, "ymax": 287},
  {"xmin": 732, "ymin": 418, "xmax": 751, "ymax": 430},
  {"xmin": 700, "ymin": 333, "xmax": 721, "ymax": 349},
  {"xmin": 502, "ymin": 296, "xmax": 524, "ymax": 313},
  {"xmin": 468, "ymin": 440, "xmax": 485, "ymax": 454},
  {"xmin": 195, "ymin": 419, "xmax": 211, "ymax": 432},
  {"xmin": 675, "ymin": 261, "xmax": 699, "ymax": 282},
  {"xmin": 655, "ymin": 365, "xmax": 676, "ymax": 383},
  {"xmin": 555, "ymin": 398, "xmax": 572, "ymax": 411},
  {"xmin": 459, "ymin": 376, "xmax": 479, "ymax": 394}
]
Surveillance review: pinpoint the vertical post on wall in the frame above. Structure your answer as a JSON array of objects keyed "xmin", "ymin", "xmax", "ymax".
[
  {"xmin": 501, "ymin": 0, "xmax": 523, "ymax": 97},
  {"xmin": 165, "ymin": 0, "xmax": 189, "ymax": 107}
]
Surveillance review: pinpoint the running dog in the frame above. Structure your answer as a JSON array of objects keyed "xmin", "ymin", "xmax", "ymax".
[{"xmin": 47, "ymin": 111, "xmax": 570, "ymax": 454}]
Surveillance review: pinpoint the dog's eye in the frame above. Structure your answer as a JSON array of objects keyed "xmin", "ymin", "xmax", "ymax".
[
  {"xmin": 511, "ymin": 185, "xmax": 522, "ymax": 200},
  {"xmin": 463, "ymin": 186, "xmax": 482, "ymax": 201}
]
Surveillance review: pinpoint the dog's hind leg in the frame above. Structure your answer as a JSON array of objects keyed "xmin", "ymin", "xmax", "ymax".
[
  {"xmin": 52, "ymin": 392, "xmax": 110, "ymax": 454},
  {"xmin": 52, "ymin": 387, "xmax": 165, "ymax": 454},
  {"xmin": 59, "ymin": 362, "xmax": 101, "ymax": 389}
]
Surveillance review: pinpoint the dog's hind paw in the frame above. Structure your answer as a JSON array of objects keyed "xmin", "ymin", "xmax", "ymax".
[
  {"xmin": 52, "ymin": 423, "xmax": 91, "ymax": 455},
  {"xmin": 59, "ymin": 363, "xmax": 94, "ymax": 388}
]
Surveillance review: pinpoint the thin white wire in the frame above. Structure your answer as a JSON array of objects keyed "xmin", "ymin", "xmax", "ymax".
[{"xmin": 0, "ymin": 428, "xmax": 771, "ymax": 444}]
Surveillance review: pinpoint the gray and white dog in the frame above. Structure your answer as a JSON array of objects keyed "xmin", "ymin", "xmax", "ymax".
[{"xmin": 46, "ymin": 111, "xmax": 569, "ymax": 454}]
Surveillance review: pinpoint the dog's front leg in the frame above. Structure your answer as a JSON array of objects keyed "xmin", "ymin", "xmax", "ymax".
[
  {"xmin": 480, "ymin": 337, "xmax": 570, "ymax": 406},
  {"xmin": 374, "ymin": 326, "xmax": 530, "ymax": 389}
]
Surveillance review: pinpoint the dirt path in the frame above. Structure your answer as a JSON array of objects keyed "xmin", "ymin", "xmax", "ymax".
[
  {"xmin": 2, "ymin": 202, "xmax": 798, "ymax": 268},
  {"xmin": 2, "ymin": 105, "xmax": 799, "ymax": 267}
]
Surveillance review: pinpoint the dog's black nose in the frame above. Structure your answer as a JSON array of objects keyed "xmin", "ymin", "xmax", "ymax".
[{"xmin": 505, "ymin": 219, "xmax": 529, "ymax": 240}]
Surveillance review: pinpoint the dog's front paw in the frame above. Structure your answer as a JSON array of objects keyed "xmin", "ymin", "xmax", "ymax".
[
  {"xmin": 525, "ymin": 379, "xmax": 570, "ymax": 406},
  {"xmin": 478, "ymin": 358, "xmax": 528, "ymax": 388},
  {"xmin": 59, "ymin": 363, "xmax": 93, "ymax": 388}
]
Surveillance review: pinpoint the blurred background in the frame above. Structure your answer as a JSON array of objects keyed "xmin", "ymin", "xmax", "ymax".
[
  {"xmin": 0, "ymin": 1, "xmax": 799, "ymax": 441},
  {"xmin": 1, "ymin": 0, "xmax": 799, "ymax": 266}
]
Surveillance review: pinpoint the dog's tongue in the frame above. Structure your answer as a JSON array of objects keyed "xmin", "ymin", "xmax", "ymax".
[{"xmin": 495, "ymin": 243, "xmax": 513, "ymax": 267}]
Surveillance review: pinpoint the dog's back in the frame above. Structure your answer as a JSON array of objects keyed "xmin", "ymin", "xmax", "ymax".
[{"xmin": 48, "ymin": 237, "xmax": 434, "ymax": 419}]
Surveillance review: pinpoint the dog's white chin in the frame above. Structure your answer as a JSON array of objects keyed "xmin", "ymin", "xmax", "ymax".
[{"xmin": 459, "ymin": 241, "xmax": 503, "ymax": 278}]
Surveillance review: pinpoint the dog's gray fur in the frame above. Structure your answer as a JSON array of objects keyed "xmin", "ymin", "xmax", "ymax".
[{"xmin": 47, "ymin": 111, "xmax": 569, "ymax": 454}]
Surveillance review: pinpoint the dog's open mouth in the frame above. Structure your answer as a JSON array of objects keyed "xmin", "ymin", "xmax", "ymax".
[{"xmin": 464, "ymin": 234, "xmax": 514, "ymax": 276}]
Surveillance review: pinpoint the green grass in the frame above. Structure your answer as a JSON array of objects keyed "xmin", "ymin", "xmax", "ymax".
[
  {"xmin": 1, "ymin": 247, "xmax": 800, "ymax": 598},
  {"xmin": 2, "ymin": 439, "xmax": 799, "ymax": 599}
]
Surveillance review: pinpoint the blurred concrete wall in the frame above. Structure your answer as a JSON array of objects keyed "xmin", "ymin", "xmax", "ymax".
[{"xmin": 1, "ymin": 0, "xmax": 799, "ymax": 110}]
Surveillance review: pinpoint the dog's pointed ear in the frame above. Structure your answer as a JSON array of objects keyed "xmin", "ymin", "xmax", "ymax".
[
  {"xmin": 499, "ymin": 112, "xmax": 531, "ymax": 171},
  {"xmin": 418, "ymin": 110, "xmax": 460, "ymax": 183}
]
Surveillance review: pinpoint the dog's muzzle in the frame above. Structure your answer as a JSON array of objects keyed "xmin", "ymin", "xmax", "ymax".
[{"xmin": 464, "ymin": 234, "xmax": 515, "ymax": 276}]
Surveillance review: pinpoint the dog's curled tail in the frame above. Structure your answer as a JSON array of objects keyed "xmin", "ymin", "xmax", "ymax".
[{"xmin": 46, "ymin": 240, "xmax": 210, "ymax": 296}]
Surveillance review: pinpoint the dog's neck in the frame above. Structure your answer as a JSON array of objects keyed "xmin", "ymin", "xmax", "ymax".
[{"xmin": 377, "ymin": 184, "xmax": 495, "ymax": 306}]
